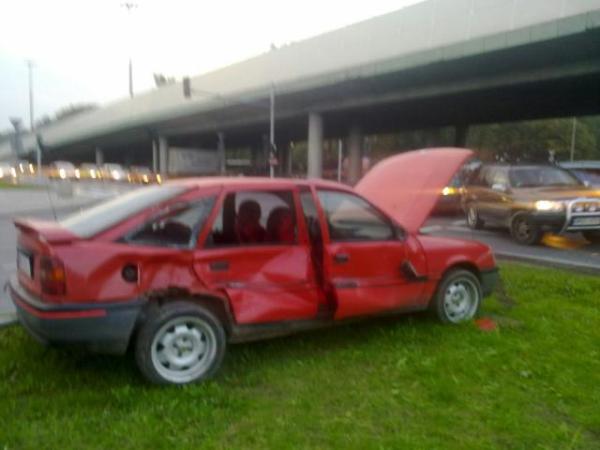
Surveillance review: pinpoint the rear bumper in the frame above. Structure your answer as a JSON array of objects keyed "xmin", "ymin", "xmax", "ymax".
[
  {"xmin": 480, "ymin": 268, "xmax": 499, "ymax": 297},
  {"xmin": 8, "ymin": 276, "xmax": 144, "ymax": 354}
]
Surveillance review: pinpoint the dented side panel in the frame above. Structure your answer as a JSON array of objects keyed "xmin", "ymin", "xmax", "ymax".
[{"xmin": 193, "ymin": 246, "xmax": 321, "ymax": 324}]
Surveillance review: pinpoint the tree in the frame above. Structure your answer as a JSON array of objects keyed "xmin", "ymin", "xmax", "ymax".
[
  {"xmin": 467, "ymin": 118, "xmax": 598, "ymax": 163},
  {"xmin": 153, "ymin": 73, "xmax": 176, "ymax": 87},
  {"xmin": 35, "ymin": 103, "xmax": 98, "ymax": 128}
]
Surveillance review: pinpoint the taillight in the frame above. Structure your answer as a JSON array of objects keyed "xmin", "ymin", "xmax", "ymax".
[{"xmin": 40, "ymin": 256, "xmax": 66, "ymax": 296}]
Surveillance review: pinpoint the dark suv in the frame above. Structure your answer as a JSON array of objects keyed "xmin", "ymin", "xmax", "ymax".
[{"xmin": 463, "ymin": 164, "xmax": 600, "ymax": 245}]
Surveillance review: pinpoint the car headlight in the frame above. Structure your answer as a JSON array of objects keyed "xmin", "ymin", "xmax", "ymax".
[
  {"xmin": 442, "ymin": 187, "xmax": 457, "ymax": 196},
  {"xmin": 535, "ymin": 200, "xmax": 564, "ymax": 212},
  {"xmin": 59, "ymin": 168, "xmax": 67, "ymax": 179},
  {"xmin": 111, "ymin": 170, "xmax": 121, "ymax": 180}
]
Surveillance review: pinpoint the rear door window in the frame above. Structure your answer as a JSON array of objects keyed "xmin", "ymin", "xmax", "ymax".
[{"xmin": 206, "ymin": 190, "xmax": 297, "ymax": 247}]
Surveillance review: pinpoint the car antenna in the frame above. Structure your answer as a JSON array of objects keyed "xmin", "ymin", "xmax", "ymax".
[{"xmin": 36, "ymin": 134, "xmax": 58, "ymax": 221}]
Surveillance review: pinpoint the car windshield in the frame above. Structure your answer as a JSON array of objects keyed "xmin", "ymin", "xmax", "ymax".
[
  {"xmin": 571, "ymin": 169, "xmax": 600, "ymax": 186},
  {"xmin": 60, "ymin": 185, "xmax": 187, "ymax": 238},
  {"xmin": 509, "ymin": 167, "xmax": 581, "ymax": 188}
]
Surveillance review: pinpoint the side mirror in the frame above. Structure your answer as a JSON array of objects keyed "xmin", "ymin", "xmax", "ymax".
[{"xmin": 491, "ymin": 183, "xmax": 508, "ymax": 192}]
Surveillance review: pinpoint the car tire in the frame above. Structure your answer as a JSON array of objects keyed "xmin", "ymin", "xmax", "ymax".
[
  {"xmin": 466, "ymin": 204, "xmax": 484, "ymax": 230},
  {"xmin": 583, "ymin": 231, "xmax": 600, "ymax": 244},
  {"xmin": 510, "ymin": 213, "xmax": 542, "ymax": 245},
  {"xmin": 431, "ymin": 269, "xmax": 482, "ymax": 324},
  {"xmin": 135, "ymin": 301, "xmax": 226, "ymax": 385}
]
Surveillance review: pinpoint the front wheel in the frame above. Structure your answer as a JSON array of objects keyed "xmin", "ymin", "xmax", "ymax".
[
  {"xmin": 135, "ymin": 301, "xmax": 226, "ymax": 385},
  {"xmin": 466, "ymin": 204, "xmax": 484, "ymax": 230},
  {"xmin": 431, "ymin": 269, "xmax": 482, "ymax": 324},
  {"xmin": 510, "ymin": 213, "xmax": 542, "ymax": 245},
  {"xmin": 583, "ymin": 231, "xmax": 600, "ymax": 244}
]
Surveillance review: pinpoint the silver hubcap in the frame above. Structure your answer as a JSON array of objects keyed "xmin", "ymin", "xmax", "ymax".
[
  {"xmin": 514, "ymin": 218, "xmax": 531, "ymax": 240},
  {"xmin": 151, "ymin": 316, "xmax": 216, "ymax": 384},
  {"xmin": 467, "ymin": 207, "xmax": 477, "ymax": 226},
  {"xmin": 443, "ymin": 278, "xmax": 479, "ymax": 323}
]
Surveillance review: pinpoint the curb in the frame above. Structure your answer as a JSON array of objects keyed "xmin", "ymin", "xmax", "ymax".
[{"xmin": 495, "ymin": 251, "xmax": 600, "ymax": 275}]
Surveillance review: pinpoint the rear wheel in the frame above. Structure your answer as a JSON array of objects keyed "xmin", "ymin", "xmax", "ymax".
[
  {"xmin": 135, "ymin": 301, "xmax": 226, "ymax": 385},
  {"xmin": 583, "ymin": 231, "xmax": 600, "ymax": 244},
  {"xmin": 510, "ymin": 213, "xmax": 541, "ymax": 245},
  {"xmin": 432, "ymin": 269, "xmax": 482, "ymax": 324},
  {"xmin": 466, "ymin": 204, "xmax": 484, "ymax": 230}
]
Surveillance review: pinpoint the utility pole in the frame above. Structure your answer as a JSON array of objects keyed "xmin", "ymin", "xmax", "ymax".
[
  {"xmin": 27, "ymin": 60, "xmax": 34, "ymax": 130},
  {"xmin": 269, "ymin": 84, "xmax": 276, "ymax": 178},
  {"xmin": 569, "ymin": 117, "xmax": 577, "ymax": 162},
  {"xmin": 26, "ymin": 60, "xmax": 42, "ymax": 178},
  {"xmin": 122, "ymin": 2, "xmax": 137, "ymax": 98}
]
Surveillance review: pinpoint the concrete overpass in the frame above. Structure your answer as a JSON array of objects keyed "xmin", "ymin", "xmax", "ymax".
[{"xmin": 5, "ymin": 0, "xmax": 600, "ymax": 182}]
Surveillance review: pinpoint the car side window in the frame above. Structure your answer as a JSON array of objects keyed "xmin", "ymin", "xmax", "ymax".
[
  {"xmin": 316, "ymin": 190, "xmax": 394, "ymax": 242},
  {"xmin": 492, "ymin": 168, "xmax": 509, "ymax": 187},
  {"xmin": 207, "ymin": 190, "xmax": 297, "ymax": 247},
  {"xmin": 468, "ymin": 167, "xmax": 487, "ymax": 187},
  {"xmin": 126, "ymin": 197, "xmax": 215, "ymax": 248}
]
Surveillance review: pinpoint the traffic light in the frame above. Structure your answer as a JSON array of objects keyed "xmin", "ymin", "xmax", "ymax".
[{"xmin": 183, "ymin": 77, "xmax": 191, "ymax": 99}]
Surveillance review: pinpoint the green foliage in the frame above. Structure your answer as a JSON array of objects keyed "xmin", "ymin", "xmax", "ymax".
[
  {"xmin": 0, "ymin": 263, "xmax": 598, "ymax": 449},
  {"xmin": 364, "ymin": 117, "xmax": 600, "ymax": 164},
  {"xmin": 468, "ymin": 117, "xmax": 598, "ymax": 163}
]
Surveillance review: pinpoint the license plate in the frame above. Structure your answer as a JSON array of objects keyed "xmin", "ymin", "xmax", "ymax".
[
  {"xmin": 17, "ymin": 251, "xmax": 33, "ymax": 278},
  {"xmin": 573, "ymin": 217, "xmax": 600, "ymax": 227}
]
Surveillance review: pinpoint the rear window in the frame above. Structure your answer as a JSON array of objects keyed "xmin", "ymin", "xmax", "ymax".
[{"xmin": 60, "ymin": 185, "xmax": 187, "ymax": 238}]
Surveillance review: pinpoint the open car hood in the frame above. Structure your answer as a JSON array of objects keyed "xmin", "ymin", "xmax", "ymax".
[{"xmin": 355, "ymin": 148, "xmax": 474, "ymax": 233}]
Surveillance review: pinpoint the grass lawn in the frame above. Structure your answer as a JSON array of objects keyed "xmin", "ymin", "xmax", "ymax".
[
  {"xmin": 0, "ymin": 180, "xmax": 42, "ymax": 190},
  {"xmin": 0, "ymin": 263, "xmax": 598, "ymax": 449}
]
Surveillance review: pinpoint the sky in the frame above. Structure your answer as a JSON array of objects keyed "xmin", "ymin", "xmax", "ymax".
[{"xmin": 0, "ymin": 0, "xmax": 422, "ymax": 131}]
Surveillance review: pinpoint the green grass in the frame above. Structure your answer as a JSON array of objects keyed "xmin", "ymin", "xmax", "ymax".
[
  {"xmin": 0, "ymin": 263, "xmax": 598, "ymax": 449},
  {"xmin": 0, "ymin": 180, "xmax": 42, "ymax": 190}
]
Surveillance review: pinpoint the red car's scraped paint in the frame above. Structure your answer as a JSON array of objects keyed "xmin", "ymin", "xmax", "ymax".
[{"xmin": 8, "ymin": 148, "xmax": 498, "ymax": 385}]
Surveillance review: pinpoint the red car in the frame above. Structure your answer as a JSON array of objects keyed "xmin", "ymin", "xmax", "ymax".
[{"xmin": 8, "ymin": 149, "xmax": 497, "ymax": 385}]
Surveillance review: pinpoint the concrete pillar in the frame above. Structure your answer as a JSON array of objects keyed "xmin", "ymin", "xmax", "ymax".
[
  {"xmin": 95, "ymin": 147, "xmax": 103, "ymax": 166},
  {"xmin": 152, "ymin": 139, "xmax": 158, "ymax": 173},
  {"xmin": 347, "ymin": 126, "xmax": 363, "ymax": 185},
  {"xmin": 217, "ymin": 132, "xmax": 226, "ymax": 174},
  {"xmin": 455, "ymin": 124, "xmax": 469, "ymax": 148},
  {"xmin": 158, "ymin": 135, "xmax": 168, "ymax": 176},
  {"xmin": 307, "ymin": 113, "xmax": 323, "ymax": 178}
]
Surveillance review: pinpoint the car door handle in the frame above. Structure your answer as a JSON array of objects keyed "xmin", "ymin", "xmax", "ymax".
[
  {"xmin": 334, "ymin": 253, "xmax": 350, "ymax": 264},
  {"xmin": 209, "ymin": 261, "xmax": 229, "ymax": 272}
]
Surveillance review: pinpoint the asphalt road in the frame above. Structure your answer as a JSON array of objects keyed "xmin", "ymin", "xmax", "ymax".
[{"xmin": 423, "ymin": 215, "xmax": 600, "ymax": 273}]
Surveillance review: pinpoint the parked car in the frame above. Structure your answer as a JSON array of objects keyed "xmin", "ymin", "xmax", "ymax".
[
  {"xmin": 100, "ymin": 163, "xmax": 128, "ymax": 181},
  {"xmin": 0, "ymin": 163, "xmax": 17, "ymax": 181},
  {"xmin": 560, "ymin": 161, "xmax": 600, "ymax": 188},
  {"xmin": 9, "ymin": 149, "xmax": 498, "ymax": 385},
  {"xmin": 129, "ymin": 166, "xmax": 156, "ymax": 184},
  {"xmin": 463, "ymin": 164, "xmax": 600, "ymax": 245},
  {"xmin": 48, "ymin": 161, "xmax": 77, "ymax": 180},
  {"xmin": 78, "ymin": 163, "xmax": 101, "ymax": 180}
]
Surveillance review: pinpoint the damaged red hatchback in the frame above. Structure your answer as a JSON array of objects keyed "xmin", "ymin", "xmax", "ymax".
[{"xmin": 9, "ymin": 149, "xmax": 498, "ymax": 384}]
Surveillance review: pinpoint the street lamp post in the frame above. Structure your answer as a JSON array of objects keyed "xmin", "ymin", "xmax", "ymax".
[
  {"xmin": 122, "ymin": 2, "xmax": 137, "ymax": 98},
  {"xmin": 27, "ymin": 60, "xmax": 42, "ymax": 178}
]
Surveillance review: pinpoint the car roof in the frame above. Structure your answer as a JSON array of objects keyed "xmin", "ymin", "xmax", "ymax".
[
  {"xmin": 164, "ymin": 176, "xmax": 355, "ymax": 192},
  {"xmin": 560, "ymin": 161, "xmax": 600, "ymax": 170},
  {"xmin": 482, "ymin": 164, "xmax": 564, "ymax": 170}
]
